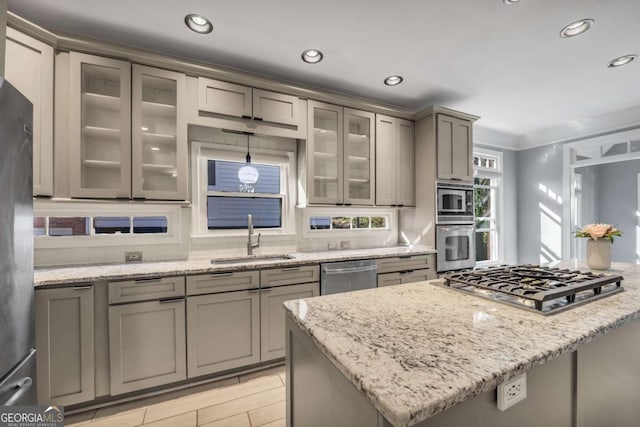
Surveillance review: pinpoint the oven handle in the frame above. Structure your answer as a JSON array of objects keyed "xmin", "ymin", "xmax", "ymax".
[{"xmin": 322, "ymin": 265, "xmax": 378, "ymax": 275}]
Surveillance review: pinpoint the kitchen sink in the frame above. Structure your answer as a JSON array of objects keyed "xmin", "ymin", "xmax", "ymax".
[{"xmin": 210, "ymin": 254, "xmax": 295, "ymax": 264}]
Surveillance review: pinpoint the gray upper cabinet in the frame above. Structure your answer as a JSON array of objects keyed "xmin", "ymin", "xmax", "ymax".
[
  {"xmin": 4, "ymin": 27, "xmax": 54, "ymax": 197},
  {"xmin": 436, "ymin": 114, "xmax": 473, "ymax": 182},
  {"xmin": 187, "ymin": 290, "xmax": 261, "ymax": 378},
  {"xmin": 198, "ymin": 77, "xmax": 300, "ymax": 127},
  {"xmin": 109, "ymin": 298, "xmax": 187, "ymax": 395},
  {"xmin": 306, "ymin": 101, "xmax": 375, "ymax": 205},
  {"xmin": 375, "ymin": 114, "xmax": 415, "ymax": 206},
  {"xmin": 68, "ymin": 52, "xmax": 132, "ymax": 198},
  {"xmin": 261, "ymin": 282, "xmax": 319, "ymax": 361},
  {"xmin": 132, "ymin": 64, "xmax": 188, "ymax": 200},
  {"xmin": 35, "ymin": 285, "xmax": 95, "ymax": 406}
]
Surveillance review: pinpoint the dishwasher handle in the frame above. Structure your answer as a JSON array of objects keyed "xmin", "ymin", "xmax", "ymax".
[{"xmin": 322, "ymin": 264, "xmax": 378, "ymax": 275}]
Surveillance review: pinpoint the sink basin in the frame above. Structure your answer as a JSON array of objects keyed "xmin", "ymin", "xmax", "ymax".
[{"xmin": 210, "ymin": 254, "xmax": 295, "ymax": 265}]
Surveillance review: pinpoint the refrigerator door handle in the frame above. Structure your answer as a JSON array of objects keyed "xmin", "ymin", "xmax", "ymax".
[{"xmin": 0, "ymin": 376, "xmax": 33, "ymax": 406}]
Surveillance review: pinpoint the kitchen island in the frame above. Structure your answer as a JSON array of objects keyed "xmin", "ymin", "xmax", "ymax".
[{"xmin": 284, "ymin": 260, "xmax": 640, "ymax": 427}]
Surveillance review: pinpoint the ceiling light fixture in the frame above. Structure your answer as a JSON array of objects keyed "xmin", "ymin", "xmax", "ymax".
[
  {"xmin": 301, "ymin": 49, "xmax": 324, "ymax": 64},
  {"xmin": 607, "ymin": 54, "xmax": 638, "ymax": 68},
  {"xmin": 503, "ymin": 0, "xmax": 521, "ymax": 4},
  {"xmin": 560, "ymin": 19, "xmax": 594, "ymax": 38},
  {"xmin": 384, "ymin": 75, "xmax": 404, "ymax": 86},
  {"xmin": 185, "ymin": 14, "xmax": 213, "ymax": 34}
]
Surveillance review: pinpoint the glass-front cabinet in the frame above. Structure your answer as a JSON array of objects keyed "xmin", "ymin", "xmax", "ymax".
[
  {"xmin": 132, "ymin": 65, "xmax": 187, "ymax": 200},
  {"xmin": 306, "ymin": 101, "xmax": 374, "ymax": 205},
  {"xmin": 343, "ymin": 108, "xmax": 374, "ymax": 205},
  {"xmin": 307, "ymin": 101, "xmax": 343, "ymax": 204},
  {"xmin": 69, "ymin": 52, "xmax": 131, "ymax": 198}
]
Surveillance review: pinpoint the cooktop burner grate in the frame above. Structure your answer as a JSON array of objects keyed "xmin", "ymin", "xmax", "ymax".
[{"xmin": 442, "ymin": 264, "xmax": 624, "ymax": 314}]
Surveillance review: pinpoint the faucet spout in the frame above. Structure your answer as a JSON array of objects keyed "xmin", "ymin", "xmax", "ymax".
[{"xmin": 247, "ymin": 214, "xmax": 261, "ymax": 256}]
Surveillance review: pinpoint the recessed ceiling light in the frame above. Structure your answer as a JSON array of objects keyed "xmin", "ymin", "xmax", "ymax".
[
  {"xmin": 384, "ymin": 75, "xmax": 404, "ymax": 86},
  {"xmin": 607, "ymin": 54, "xmax": 638, "ymax": 68},
  {"xmin": 503, "ymin": 0, "xmax": 521, "ymax": 4},
  {"xmin": 301, "ymin": 49, "xmax": 323, "ymax": 64},
  {"xmin": 185, "ymin": 14, "xmax": 213, "ymax": 34},
  {"xmin": 560, "ymin": 19, "xmax": 594, "ymax": 38}
]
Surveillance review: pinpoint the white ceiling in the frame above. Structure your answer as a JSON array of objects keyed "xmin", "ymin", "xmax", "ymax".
[{"xmin": 7, "ymin": 0, "xmax": 640, "ymax": 139}]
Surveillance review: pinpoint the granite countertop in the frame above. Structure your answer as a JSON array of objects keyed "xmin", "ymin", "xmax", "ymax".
[
  {"xmin": 283, "ymin": 260, "xmax": 640, "ymax": 427},
  {"xmin": 34, "ymin": 245, "xmax": 435, "ymax": 287}
]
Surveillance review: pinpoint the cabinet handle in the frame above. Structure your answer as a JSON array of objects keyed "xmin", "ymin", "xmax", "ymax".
[
  {"xmin": 248, "ymin": 289, "xmax": 260, "ymax": 294},
  {"xmin": 159, "ymin": 297, "xmax": 185, "ymax": 304},
  {"xmin": 281, "ymin": 267, "xmax": 300, "ymax": 271},
  {"xmin": 450, "ymin": 177, "xmax": 462, "ymax": 181},
  {"xmin": 73, "ymin": 285, "xmax": 92, "ymax": 291},
  {"xmin": 241, "ymin": 115, "xmax": 252, "ymax": 119},
  {"xmin": 135, "ymin": 277, "xmax": 162, "ymax": 283},
  {"xmin": 210, "ymin": 272, "xmax": 233, "ymax": 277},
  {"xmin": 343, "ymin": 203, "xmax": 352, "ymax": 206},
  {"xmin": 261, "ymin": 288, "xmax": 272, "ymax": 293},
  {"xmin": 398, "ymin": 255, "xmax": 412, "ymax": 259},
  {"xmin": 253, "ymin": 116, "xmax": 263, "ymax": 121},
  {"xmin": 397, "ymin": 204, "xmax": 404, "ymax": 208}
]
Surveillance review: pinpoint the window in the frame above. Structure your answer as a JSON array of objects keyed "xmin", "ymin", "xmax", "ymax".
[
  {"xmin": 192, "ymin": 137, "xmax": 296, "ymax": 236},
  {"xmin": 206, "ymin": 160, "xmax": 283, "ymax": 230},
  {"xmin": 474, "ymin": 149, "xmax": 503, "ymax": 264},
  {"xmin": 35, "ymin": 215, "xmax": 169, "ymax": 237},
  {"xmin": 308, "ymin": 214, "xmax": 389, "ymax": 232}
]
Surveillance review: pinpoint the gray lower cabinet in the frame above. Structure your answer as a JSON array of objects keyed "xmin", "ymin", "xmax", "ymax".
[
  {"xmin": 187, "ymin": 290, "xmax": 261, "ymax": 378},
  {"xmin": 376, "ymin": 255, "xmax": 437, "ymax": 287},
  {"xmin": 35, "ymin": 285, "xmax": 95, "ymax": 406},
  {"xmin": 261, "ymin": 282, "xmax": 320, "ymax": 361},
  {"xmin": 108, "ymin": 299, "xmax": 187, "ymax": 395},
  {"xmin": 378, "ymin": 269, "xmax": 435, "ymax": 287}
]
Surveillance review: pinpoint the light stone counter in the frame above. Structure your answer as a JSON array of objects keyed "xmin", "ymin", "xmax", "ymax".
[
  {"xmin": 284, "ymin": 260, "xmax": 640, "ymax": 427},
  {"xmin": 34, "ymin": 245, "xmax": 435, "ymax": 287}
]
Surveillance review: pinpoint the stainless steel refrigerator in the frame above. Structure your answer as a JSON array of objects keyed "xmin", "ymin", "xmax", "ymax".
[{"xmin": 0, "ymin": 77, "xmax": 36, "ymax": 405}]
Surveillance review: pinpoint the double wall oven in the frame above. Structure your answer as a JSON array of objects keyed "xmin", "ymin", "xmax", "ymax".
[{"xmin": 436, "ymin": 182, "xmax": 475, "ymax": 272}]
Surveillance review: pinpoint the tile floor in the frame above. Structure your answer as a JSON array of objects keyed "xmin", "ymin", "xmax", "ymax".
[{"xmin": 64, "ymin": 365, "xmax": 286, "ymax": 427}]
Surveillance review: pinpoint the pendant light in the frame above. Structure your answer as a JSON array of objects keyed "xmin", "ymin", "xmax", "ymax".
[{"xmin": 238, "ymin": 136, "xmax": 259, "ymax": 192}]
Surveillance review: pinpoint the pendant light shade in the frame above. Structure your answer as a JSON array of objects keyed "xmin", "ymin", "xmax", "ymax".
[{"xmin": 238, "ymin": 137, "xmax": 259, "ymax": 192}]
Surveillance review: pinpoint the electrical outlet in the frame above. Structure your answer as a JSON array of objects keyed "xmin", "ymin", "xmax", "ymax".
[
  {"xmin": 497, "ymin": 373, "xmax": 527, "ymax": 411},
  {"xmin": 125, "ymin": 251, "xmax": 143, "ymax": 262},
  {"xmin": 340, "ymin": 240, "xmax": 351, "ymax": 249}
]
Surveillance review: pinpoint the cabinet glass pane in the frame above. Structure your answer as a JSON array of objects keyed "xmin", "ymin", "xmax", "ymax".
[
  {"xmin": 140, "ymin": 74, "xmax": 178, "ymax": 192},
  {"xmin": 312, "ymin": 108, "xmax": 339, "ymax": 200},
  {"xmin": 345, "ymin": 113, "xmax": 371, "ymax": 200},
  {"xmin": 80, "ymin": 63, "xmax": 123, "ymax": 190}
]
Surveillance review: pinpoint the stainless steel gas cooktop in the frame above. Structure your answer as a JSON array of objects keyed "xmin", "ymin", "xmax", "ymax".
[{"xmin": 442, "ymin": 265, "xmax": 624, "ymax": 315}]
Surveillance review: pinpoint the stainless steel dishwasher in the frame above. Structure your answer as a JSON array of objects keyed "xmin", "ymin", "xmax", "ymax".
[{"xmin": 320, "ymin": 259, "xmax": 378, "ymax": 295}]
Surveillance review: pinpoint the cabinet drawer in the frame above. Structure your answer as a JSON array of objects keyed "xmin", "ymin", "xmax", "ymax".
[
  {"xmin": 198, "ymin": 77, "xmax": 252, "ymax": 118},
  {"xmin": 261, "ymin": 265, "xmax": 320, "ymax": 287},
  {"xmin": 108, "ymin": 276, "xmax": 185, "ymax": 304},
  {"xmin": 403, "ymin": 268, "xmax": 436, "ymax": 284},
  {"xmin": 377, "ymin": 272, "xmax": 402, "ymax": 288},
  {"xmin": 376, "ymin": 254, "xmax": 435, "ymax": 273},
  {"xmin": 186, "ymin": 271, "xmax": 260, "ymax": 296}
]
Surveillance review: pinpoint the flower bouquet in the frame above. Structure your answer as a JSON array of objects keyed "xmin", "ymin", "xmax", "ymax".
[
  {"xmin": 574, "ymin": 223, "xmax": 622, "ymax": 269},
  {"xmin": 574, "ymin": 223, "xmax": 622, "ymax": 243}
]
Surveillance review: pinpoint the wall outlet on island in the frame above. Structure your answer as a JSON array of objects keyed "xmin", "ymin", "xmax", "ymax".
[
  {"xmin": 497, "ymin": 373, "xmax": 527, "ymax": 411},
  {"xmin": 125, "ymin": 251, "xmax": 143, "ymax": 262}
]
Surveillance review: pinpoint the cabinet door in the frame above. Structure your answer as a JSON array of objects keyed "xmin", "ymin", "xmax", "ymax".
[
  {"xmin": 35, "ymin": 285, "xmax": 94, "ymax": 406},
  {"xmin": 375, "ymin": 114, "xmax": 397, "ymax": 206},
  {"xmin": 261, "ymin": 283, "xmax": 319, "ymax": 361},
  {"xmin": 4, "ymin": 28, "xmax": 54, "ymax": 196},
  {"xmin": 132, "ymin": 65, "xmax": 187, "ymax": 200},
  {"xmin": 344, "ymin": 108, "xmax": 375, "ymax": 205},
  {"xmin": 437, "ymin": 114, "xmax": 473, "ymax": 182},
  {"xmin": 253, "ymin": 89, "xmax": 299, "ymax": 126},
  {"xmin": 69, "ymin": 52, "xmax": 131, "ymax": 198},
  {"xmin": 396, "ymin": 119, "xmax": 415, "ymax": 206},
  {"xmin": 198, "ymin": 77, "xmax": 252, "ymax": 118},
  {"xmin": 187, "ymin": 290, "xmax": 260, "ymax": 378},
  {"xmin": 307, "ymin": 101, "xmax": 343, "ymax": 204},
  {"xmin": 109, "ymin": 299, "xmax": 186, "ymax": 395}
]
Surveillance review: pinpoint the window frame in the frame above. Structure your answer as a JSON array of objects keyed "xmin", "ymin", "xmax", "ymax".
[
  {"xmin": 473, "ymin": 148, "xmax": 504, "ymax": 266},
  {"xmin": 191, "ymin": 140, "xmax": 297, "ymax": 237}
]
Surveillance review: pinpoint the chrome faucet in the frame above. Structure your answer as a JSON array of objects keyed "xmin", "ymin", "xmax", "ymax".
[{"xmin": 247, "ymin": 214, "xmax": 261, "ymax": 256}]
